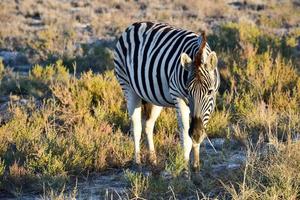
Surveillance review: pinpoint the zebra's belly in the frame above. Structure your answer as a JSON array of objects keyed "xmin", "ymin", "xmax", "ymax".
[{"xmin": 127, "ymin": 74, "xmax": 175, "ymax": 107}]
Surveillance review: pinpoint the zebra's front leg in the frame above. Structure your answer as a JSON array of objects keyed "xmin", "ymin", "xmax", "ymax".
[
  {"xmin": 190, "ymin": 117, "xmax": 207, "ymax": 173},
  {"xmin": 192, "ymin": 143, "xmax": 200, "ymax": 172},
  {"xmin": 191, "ymin": 141, "xmax": 205, "ymax": 184},
  {"xmin": 175, "ymin": 98, "xmax": 193, "ymax": 176},
  {"xmin": 125, "ymin": 89, "xmax": 142, "ymax": 167}
]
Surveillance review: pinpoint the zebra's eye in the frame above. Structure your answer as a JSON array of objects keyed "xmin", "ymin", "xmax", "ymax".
[{"xmin": 207, "ymin": 89, "xmax": 213, "ymax": 95}]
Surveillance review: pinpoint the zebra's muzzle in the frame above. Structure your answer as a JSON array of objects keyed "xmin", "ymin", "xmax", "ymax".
[{"xmin": 189, "ymin": 117, "xmax": 206, "ymax": 143}]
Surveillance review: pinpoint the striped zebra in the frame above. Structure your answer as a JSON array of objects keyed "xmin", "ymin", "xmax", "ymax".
[{"xmin": 114, "ymin": 22, "xmax": 220, "ymax": 173}]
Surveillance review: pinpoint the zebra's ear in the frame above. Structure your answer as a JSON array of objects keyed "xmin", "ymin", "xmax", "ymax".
[
  {"xmin": 180, "ymin": 53, "xmax": 193, "ymax": 71},
  {"xmin": 206, "ymin": 51, "xmax": 218, "ymax": 71}
]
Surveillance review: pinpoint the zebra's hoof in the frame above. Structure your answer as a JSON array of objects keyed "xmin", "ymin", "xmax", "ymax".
[
  {"xmin": 149, "ymin": 166, "xmax": 161, "ymax": 177},
  {"xmin": 191, "ymin": 165, "xmax": 200, "ymax": 173},
  {"xmin": 148, "ymin": 152, "xmax": 157, "ymax": 166},
  {"xmin": 191, "ymin": 171, "xmax": 203, "ymax": 185}
]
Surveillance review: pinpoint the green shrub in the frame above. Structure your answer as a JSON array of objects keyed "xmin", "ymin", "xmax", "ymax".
[
  {"xmin": 0, "ymin": 62, "xmax": 135, "ymax": 193},
  {"xmin": 30, "ymin": 60, "xmax": 69, "ymax": 83},
  {"xmin": 0, "ymin": 60, "xmax": 69, "ymax": 98},
  {"xmin": 211, "ymin": 21, "xmax": 299, "ymax": 61}
]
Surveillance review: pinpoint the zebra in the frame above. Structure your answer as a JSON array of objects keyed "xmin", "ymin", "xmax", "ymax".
[{"xmin": 113, "ymin": 21, "xmax": 220, "ymax": 174}]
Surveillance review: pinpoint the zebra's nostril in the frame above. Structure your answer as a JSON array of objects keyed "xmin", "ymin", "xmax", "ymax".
[{"xmin": 191, "ymin": 129, "xmax": 205, "ymax": 143}]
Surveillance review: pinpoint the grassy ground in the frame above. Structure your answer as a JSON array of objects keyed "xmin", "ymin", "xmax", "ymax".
[{"xmin": 0, "ymin": 0, "xmax": 300, "ymax": 199}]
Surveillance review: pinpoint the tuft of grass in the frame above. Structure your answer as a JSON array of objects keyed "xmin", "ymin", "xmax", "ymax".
[
  {"xmin": 124, "ymin": 170, "xmax": 149, "ymax": 198},
  {"xmin": 165, "ymin": 144, "xmax": 186, "ymax": 178},
  {"xmin": 224, "ymin": 142, "xmax": 300, "ymax": 199},
  {"xmin": 41, "ymin": 184, "xmax": 77, "ymax": 200}
]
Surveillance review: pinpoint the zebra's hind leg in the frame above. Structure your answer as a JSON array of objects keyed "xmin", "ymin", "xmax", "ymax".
[
  {"xmin": 124, "ymin": 89, "xmax": 142, "ymax": 167},
  {"xmin": 143, "ymin": 103, "xmax": 162, "ymax": 167}
]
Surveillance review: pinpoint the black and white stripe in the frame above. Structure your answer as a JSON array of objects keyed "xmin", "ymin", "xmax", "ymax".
[{"xmin": 114, "ymin": 22, "xmax": 218, "ymax": 123}]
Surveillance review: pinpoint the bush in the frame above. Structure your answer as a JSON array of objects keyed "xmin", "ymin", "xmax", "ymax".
[
  {"xmin": 0, "ymin": 60, "xmax": 69, "ymax": 98},
  {"xmin": 0, "ymin": 62, "xmax": 134, "ymax": 194},
  {"xmin": 68, "ymin": 45, "xmax": 115, "ymax": 72},
  {"xmin": 211, "ymin": 21, "xmax": 300, "ymax": 62},
  {"xmin": 28, "ymin": 23, "xmax": 76, "ymax": 62}
]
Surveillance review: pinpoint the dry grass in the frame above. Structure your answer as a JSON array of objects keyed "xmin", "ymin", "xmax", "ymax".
[{"xmin": 0, "ymin": 0, "xmax": 299, "ymax": 199}]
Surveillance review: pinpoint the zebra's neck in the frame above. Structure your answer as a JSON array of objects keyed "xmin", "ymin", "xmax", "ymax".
[{"xmin": 169, "ymin": 37, "xmax": 202, "ymax": 100}]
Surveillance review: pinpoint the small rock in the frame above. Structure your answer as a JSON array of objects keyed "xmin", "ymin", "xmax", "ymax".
[
  {"xmin": 161, "ymin": 170, "xmax": 172, "ymax": 180},
  {"xmin": 226, "ymin": 163, "xmax": 241, "ymax": 170},
  {"xmin": 20, "ymin": 99, "xmax": 28, "ymax": 104},
  {"xmin": 0, "ymin": 102, "xmax": 11, "ymax": 124},
  {"xmin": 292, "ymin": 133, "xmax": 300, "ymax": 142},
  {"xmin": 228, "ymin": 152, "xmax": 246, "ymax": 164},
  {"xmin": 27, "ymin": 18, "xmax": 45, "ymax": 27},
  {"xmin": 260, "ymin": 143, "xmax": 278, "ymax": 156},
  {"xmin": 212, "ymin": 164, "xmax": 227, "ymax": 173},
  {"xmin": 0, "ymin": 51, "xmax": 29, "ymax": 67}
]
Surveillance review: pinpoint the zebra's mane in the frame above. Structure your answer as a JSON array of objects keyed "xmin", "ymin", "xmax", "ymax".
[{"xmin": 194, "ymin": 31, "xmax": 207, "ymax": 68}]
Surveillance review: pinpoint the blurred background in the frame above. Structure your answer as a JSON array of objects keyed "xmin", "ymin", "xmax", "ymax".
[{"xmin": 0, "ymin": 0, "xmax": 299, "ymax": 72}]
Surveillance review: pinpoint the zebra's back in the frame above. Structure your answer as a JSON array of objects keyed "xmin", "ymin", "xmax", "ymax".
[{"xmin": 114, "ymin": 22, "xmax": 200, "ymax": 107}]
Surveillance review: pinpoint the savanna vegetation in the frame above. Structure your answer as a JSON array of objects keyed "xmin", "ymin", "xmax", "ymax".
[{"xmin": 0, "ymin": 0, "xmax": 299, "ymax": 199}]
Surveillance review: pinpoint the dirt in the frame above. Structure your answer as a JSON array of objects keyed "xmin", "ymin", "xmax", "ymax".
[{"xmin": 0, "ymin": 138, "xmax": 247, "ymax": 199}]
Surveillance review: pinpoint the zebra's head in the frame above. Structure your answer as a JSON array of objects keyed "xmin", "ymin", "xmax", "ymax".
[{"xmin": 180, "ymin": 32, "xmax": 219, "ymax": 143}]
